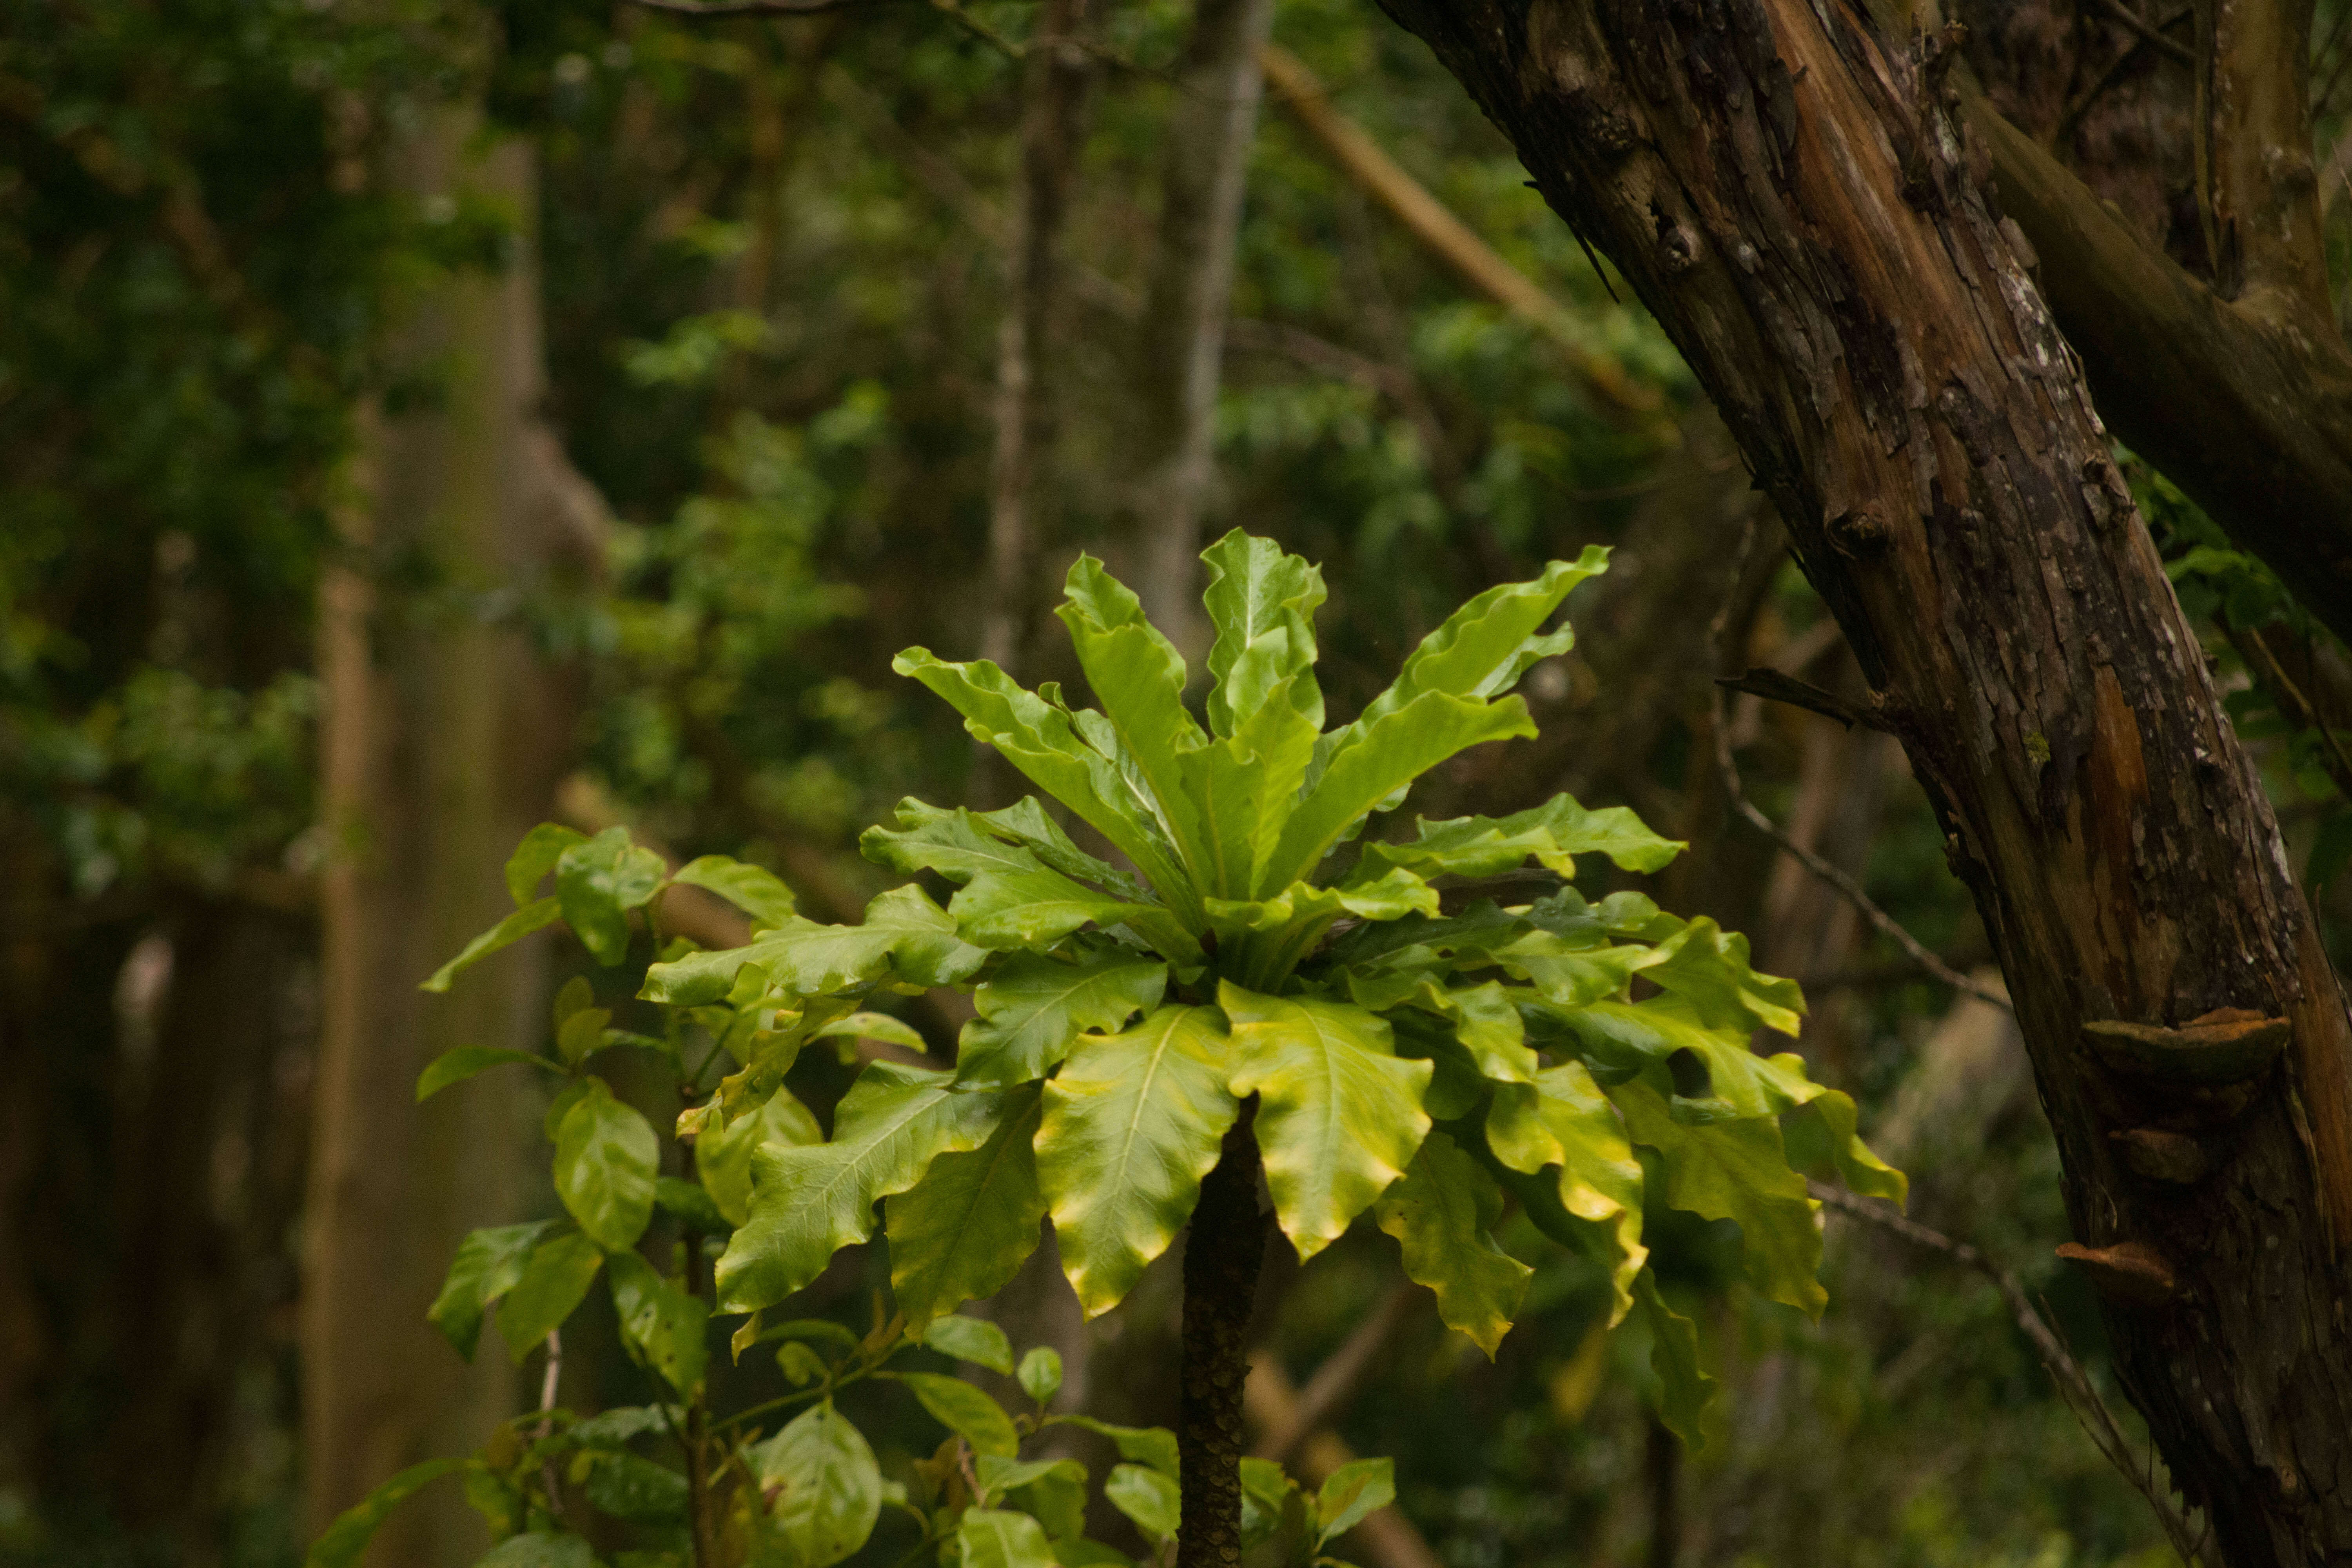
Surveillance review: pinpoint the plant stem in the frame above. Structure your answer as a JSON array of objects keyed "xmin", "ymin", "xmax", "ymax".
[{"xmin": 1176, "ymin": 1103, "xmax": 1267, "ymax": 1568}]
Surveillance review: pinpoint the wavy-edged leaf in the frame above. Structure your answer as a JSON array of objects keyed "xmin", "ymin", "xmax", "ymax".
[
  {"xmin": 608, "ymin": 1250, "xmax": 710, "ymax": 1398},
  {"xmin": 1058, "ymin": 555, "xmax": 1211, "ymax": 866},
  {"xmin": 670, "ymin": 854, "xmax": 797, "ymax": 930},
  {"xmin": 417, "ymin": 1046, "xmax": 567, "ymax": 1102},
  {"xmin": 1343, "ymin": 972, "xmax": 1535, "ymax": 1083},
  {"xmin": 887, "ymin": 1087, "xmax": 1047, "ymax": 1327},
  {"xmin": 423, "ymin": 898, "xmax": 563, "ymax": 993},
  {"xmin": 951, "ymin": 866, "xmax": 1192, "ymax": 958},
  {"xmin": 428, "ymin": 1220, "xmax": 560, "ymax": 1360},
  {"xmin": 1039, "ymin": 1005, "xmax": 1238, "ymax": 1315},
  {"xmin": 896, "ymin": 1370, "xmax": 1020, "ymax": 1457},
  {"xmin": 1355, "ymin": 791, "xmax": 1682, "ymax": 885},
  {"xmin": 958, "ymin": 951, "xmax": 1169, "ymax": 1088},
  {"xmin": 642, "ymin": 884, "xmax": 985, "ymax": 1005},
  {"xmin": 497, "ymin": 1230, "xmax": 605, "ymax": 1362},
  {"xmin": 1636, "ymin": 915, "xmax": 1805, "ymax": 1036},
  {"xmin": 1493, "ymin": 933, "xmax": 1662, "ymax": 1009},
  {"xmin": 305, "ymin": 1457, "xmax": 467, "ymax": 1568},
  {"xmin": 555, "ymin": 1076, "xmax": 659, "ymax": 1251},
  {"xmin": 1485, "ymin": 1060, "xmax": 1646, "ymax": 1318},
  {"xmin": 1342, "ymin": 549, "xmax": 1606, "ymax": 744},
  {"xmin": 1634, "ymin": 1270, "xmax": 1716, "ymax": 1452},
  {"xmin": 1222, "ymin": 986, "xmax": 1432, "ymax": 1261},
  {"xmin": 863, "ymin": 802, "xmax": 1061, "ymax": 884},
  {"xmin": 1263, "ymin": 692, "xmax": 1536, "ymax": 890},
  {"xmin": 752, "ymin": 1400, "xmax": 883, "ymax": 1567},
  {"xmin": 697, "ymin": 1087, "xmax": 824, "ymax": 1227},
  {"xmin": 1611, "ymin": 1076, "xmax": 1824, "ymax": 1315},
  {"xmin": 1200, "ymin": 528, "xmax": 1327, "ymax": 739},
  {"xmin": 957, "ymin": 1507, "xmax": 1061, "ymax": 1568},
  {"xmin": 1783, "ymin": 1089, "xmax": 1907, "ymax": 1204},
  {"xmin": 716, "ymin": 1063, "xmax": 1012, "ymax": 1313},
  {"xmin": 1176, "ymin": 671, "xmax": 1322, "ymax": 899},
  {"xmin": 890, "ymin": 650, "xmax": 1197, "ymax": 920},
  {"xmin": 1552, "ymin": 998, "xmax": 1818, "ymax": 1121},
  {"xmin": 1372, "ymin": 1131, "xmax": 1530, "ymax": 1356},
  {"xmin": 812, "ymin": 1012, "xmax": 928, "ymax": 1051}
]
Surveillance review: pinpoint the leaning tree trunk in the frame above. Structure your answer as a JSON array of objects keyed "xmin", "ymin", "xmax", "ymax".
[{"xmin": 1378, "ymin": 0, "xmax": 2352, "ymax": 1560}]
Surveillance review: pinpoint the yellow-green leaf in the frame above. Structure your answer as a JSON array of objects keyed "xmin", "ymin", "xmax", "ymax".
[
  {"xmin": 1222, "ymin": 985, "xmax": 1432, "ymax": 1261},
  {"xmin": 958, "ymin": 951, "xmax": 1169, "ymax": 1088},
  {"xmin": 1038, "ymin": 1005, "xmax": 1238, "ymax": 1316},
  {"xmin": 751, "ymin": 1401, "xmax": 883, "ymax": 1568},
  {"xmin": 1611, "ymin": 1076, "xmax": 1824, "ymax": 1316},
  {"xmin": 555, "ymin": 1077, "xmax": 658, "ymax": 1251}
]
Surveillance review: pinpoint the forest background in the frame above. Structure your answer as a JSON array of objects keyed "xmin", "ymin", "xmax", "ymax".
[{"xmin": 5, "ymin": 0, "xmax": 2350, "ymax": 1563}]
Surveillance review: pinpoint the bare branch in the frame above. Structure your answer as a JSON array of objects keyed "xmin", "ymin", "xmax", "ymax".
[
  {"xmin": 1810, "ymin": 1183, "xmax": 2213, "ymax": 1566},
  {"xmin": 1249, "ymin": 1281, "xmax": 1419, "ymax": 1467},
  {"xmin": 1706, "ymin": 523, "xmax": 2013, "ymax": 1012}
]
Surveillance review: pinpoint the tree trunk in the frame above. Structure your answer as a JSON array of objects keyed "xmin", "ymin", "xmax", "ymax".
[
  {"xmin": 976, "ymin": 0, "xmax": 1095, "ymax": 684},
  {"xmin": 303, "ymin": 108, "xmax": 593, "ymax": 1563},
  {"xmin": 1126, "ymin": 0, "xmax": 1278, "ymax": 653},
  {"xmin": 1377, "ymin": 0, "xmax": 2352, "ymax": 1560},
  {"xmin": 1176, "ymin": 1109, "xmax": 1267, "ymax": 1568}
]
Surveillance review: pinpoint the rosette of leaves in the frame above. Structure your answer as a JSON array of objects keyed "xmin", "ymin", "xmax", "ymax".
[{"xmin": 624, "ymin": 531, "xmax": 1902, "ymax": 1558}]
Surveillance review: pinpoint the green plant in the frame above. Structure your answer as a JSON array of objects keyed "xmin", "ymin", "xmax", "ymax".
[{"xmin": 318, "ymin": 530, "xmax": 1899, "ymax": 1568}]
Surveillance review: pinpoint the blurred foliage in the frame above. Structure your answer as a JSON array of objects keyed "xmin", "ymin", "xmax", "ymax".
[{"xmin": 20, "ymin": 0, "xmax": 2350, "ymax": 1563}]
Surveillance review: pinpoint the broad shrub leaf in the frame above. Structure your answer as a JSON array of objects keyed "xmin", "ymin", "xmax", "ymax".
[
  {"xmin": 554, "ymin": 1076, "xmax": 659, "ymax": 1251},
  {"xmin": 956, "ymin": 1507, "xmax": 1061, "ymax": 1568},
  {"xmin": 715, "ymin": 1062, "xmax": 1013, "ymax": 1313},
  {"xmin": 896, "ymin": 1371, "xmax": 1019, "ymax": 1457},
  {"xmin": 1039, "ymin": 1005, "xmax": 1238, "ymax": 1315},
  {"xmin": 1223, "ymin": 986, "xmax": 1431, "ymax": 1261},
  {"xmin": 1105, "ymin": 1463, "xmax": 1182, "ymax": 1545},
  {"xmin": 751, "ymin": 1401, "xmax": 883, "ymax": 1568},
  {"xmin": 696, "ymin": 1087, "xmax": 824, "ymax": 1227},
  {"xmin": 428, "ymin": 1220, "xmax": 559, "ymax": 1360},
  {"xmin": 1634, "ymin": 1271, "xmax": 1717, "ymax": 1451},
  {"xmin": 497, "ymin": 1230, "xmax": 604, "ymax": 1361},
  {"xmin": 669, "ymin": 854, "xmax": 797, "ymax": 930},
  {"xmin": 919, "ymin": 1313, "xmax": 1015, "ymax": 1373},
  {"xmin": 305, "ymin": 1457, "xmax": 467, "ymax": 1568},
  {"xmin": 422, "ymin": 898, "xmax": 563, "ymax": 993},
  {"xmin": 558, "ymin": 826, "xmax": 667, "ymax": 966},
  {"xmin": 608, "ymin": 1250, "xmax": 710, "ymax": 1398}
]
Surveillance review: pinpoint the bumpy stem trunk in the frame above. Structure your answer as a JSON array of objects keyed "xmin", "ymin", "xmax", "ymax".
[{"xmin": 1177, "ymin": 1107, "xmax": 1267, "ymax": 1568}]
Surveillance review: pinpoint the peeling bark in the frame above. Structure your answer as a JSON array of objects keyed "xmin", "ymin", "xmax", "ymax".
[{"xmin": 1379, "ymin": 0, "xmax": 2352, "ymax": 1558}]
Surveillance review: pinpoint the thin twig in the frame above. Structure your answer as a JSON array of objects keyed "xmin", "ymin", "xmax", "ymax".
[
  {"xmin": 2095, "ymin": 0, "xmax": 2195, "ymax": 64},
  {"xmin": 537, "ymin": 1330, "xmax": 566, "ymax": 1526},
  {"xmin": 1809, "ymin": 1182, "xmax": 2213, "ymax": 1566},
  {"xmin": 1706, "ymin": 520, "xmax": 2013, "ymax": 1011}
]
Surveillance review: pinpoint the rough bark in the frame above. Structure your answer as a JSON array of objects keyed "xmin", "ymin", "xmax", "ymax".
[
  {"xmin": 303, "ymin": 113, "xmax": 592, "ymax": 1562},
  {"xmin": 1176, "ymin": 1109, "xmax": 1267, "ymax": 1568},
  {"xmin": 1127, "ymin": 0, "xmax": 1278, "ymax": 653},
  {"xmin": 1379, "ymin": 0, "xmax": 2352, "ymax": 1560}
]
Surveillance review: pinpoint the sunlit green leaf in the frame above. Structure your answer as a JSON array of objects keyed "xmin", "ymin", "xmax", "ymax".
[
  {"xmin": 1314, "ymin": 1457, "xmax": 1394, "ymax": 1546},
  {"xmin": 1105, "ymin": 1463, "xmax": 1181, "ymax": 1545},
  {"xmin": 554, "ymin": 1076, "xmax": 659, "ymax": 1251},
  {"xmin": 1223, "ymin": 986, "xmax": 1431, "ymax": 1261},
  {"xmin": 887, "ymin": 1088, "xmax": 1046, "ymax": 1328},
  {"xmin": 715, "ymin": 1063, "xmax": 1013, "ymax": 1313},
  {"xmin": 1017, "ymin": 1346, "xmax": 1063, "ymax": 1406},
  {"xmin": 642, "ymin": 884, "xmax": 986, "ymax": 1005},
  {"xmin": 558, "ymin": 826, "xmax": 667, "ymax": 966},
  {"xmin": 1483, "ymin": 1060, "xmax": 1646, "ymax": 1319},
  {"xmin": 1057, "ymin": 554, "xmax": 1211, "ymax": 875},
  {"xmin": 1038, "ymin": 1005, "xmax": 1238, "ymax": 1315},
  {"xmin": 423, "ymin": 898, "xmax": 563, "ymax": 993},
  {"xmin": 957, "ymin": 951, "xmax": 1169, "ymax": 1088},
  {"xmin": 428, "ymin": 1220, "xmax": 559, "ymax": 1360},
  {"xmin": 896, "ymin": 1370, "xmax": 1019, "ymax": 1457},
  {"xmin": 697, "ymin": 1086, "xmax": 824, "ymax": 1227},
  {"xmin": 920, "ymin": 1313, "xmax": 1015, "ymax": 1374},
  {"xmin": 1783, "ymin": 1089, "xmax": 1907, "ymax": 1204},
  {"xmin": 669, "ymin": 854, "xmax": 797, "ymax": 930},
  {"xmin": 956, "ymin": 1507, "xmax": 1060, "ymax": 1568},
  {"xmin": 497, "ymin": 1230, "xmax": 604, "ymax": 1362},
  {"xmin": 506, "ymin": 824, "xmax": 589, "ymax": 906},
  {"xmin": 1354, "ymin": 791, "xmax": 1681, "ymax": 884},
  {"xmin": 1200, "ymin": 528, "xmax": 1327, "ymax": 739},
  {"xmin": 751, "ymin": 1401, "xmax": 883, "ymax": 1567},
  {"xmin": 1044, "ymin": 1415, "xmax": 1179, "ymax": 1476},
  {"xmin": 305, "ymin": 1457, "xmax": 466, "ymax": 1568},
  {"xmin": 416, "ymin": 1046, "xmax": 566, "ymax": 1102},
  {"xmin": 608, "ymin": 1250, "xmax": 710, "ymax": 1398}
]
